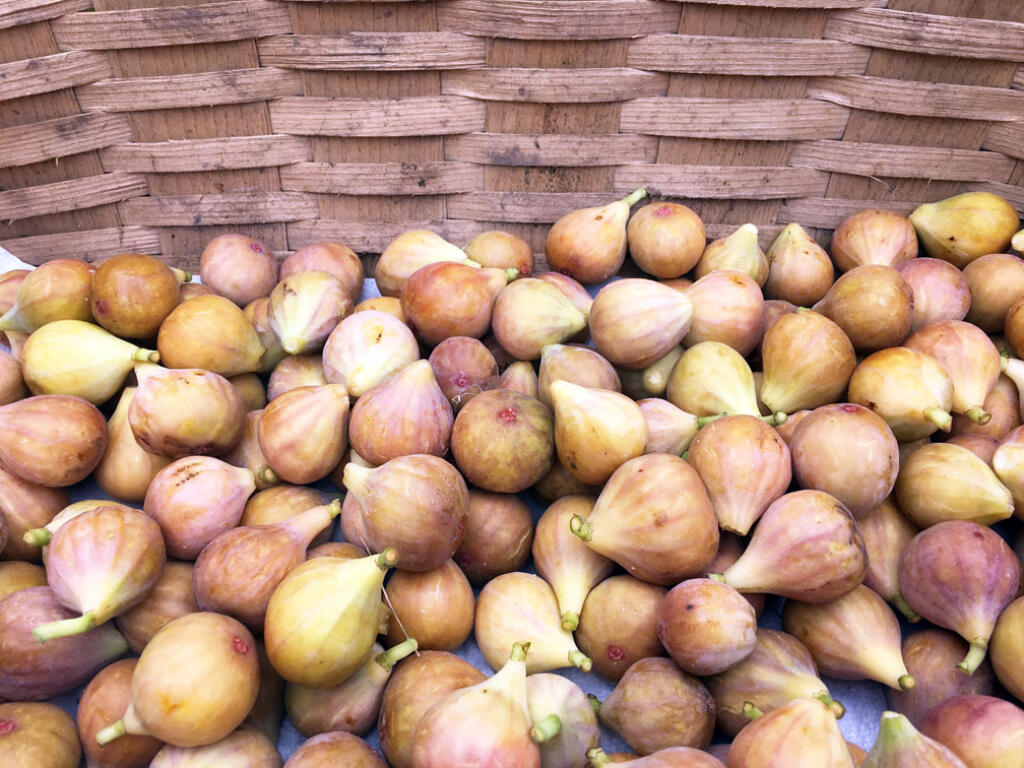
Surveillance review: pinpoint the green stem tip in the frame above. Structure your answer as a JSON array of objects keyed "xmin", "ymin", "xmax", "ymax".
[
  {"xmin": 255, "ymin": 464, "xmax": 278, "ymax": 486},
  {"xmin": 923, "ymin": 406, "xmax": 953, "ymax": 432},
  {"xmin": 813, "ymin": 691, "xmax": 845, "ymax": 719},
  {"xmin": 707, "ymin": 573, "xmax": 726, "ymax": 584},
  {"xmin": 765, "ymin": 411, "xmax": 788, "ymax": 427},
  {"xmin": 965, "ymin": 405, "xmax": 991, "ymax": 425},
  {"xmin": 376, "ymin": 548, "xmax": 399, "ymax": 570},
  {"xmin": 742, "ymin": 701, "xmax": 764, "ymax": 720},
  {"xmin": 325, "ymin": 498, "xmax": 343, "ymax": 520},
  {"xmin": 696, "ymin": 413, "xmax": 725, "ymax": 428},
  {"xmin": 530, "ymin": 714, "xmax": 562, "ymax": 744},
  {"xmin": 376, "ymin": 637, "xmax": 418, "ymax": 671},
  {"xmin": 568, "ymin": 649, "xmax": 592, "ymax": 673},
  {"xmin": 587, "ymin": 693, "xmax": 602, "ymax": 714},
  {"xmin": 957, "ymin": 638, "xmax": 988, "ymax": 675},
  {"xmin": 21, "ymin": 528, "xmax": 51, "ymax": 547},
  {"xmin": 621, "ymin": 188, "xmax": 648, "ymax": 208},
  {"xmin": 897, "ymin": 674, "xmax": 915, "ymax": 691},
  {"xmin": 587, "ymin": 748, "xmax": 611, "ymax": 768},
  {"xmin": 892, "ymin": 592, "xmax": 921, "ymax": 623},
  {"xmin": 131, "ymin": 348, "xmax": 160, "ymax": 363},
  {"xmin": 95, "ymin": 719, "xmax": 126, "ymax": 747},
  {"xmin": 569, "ymin": 515, "xmax": 592, "ymax": 542},
  {"xmin": 561, "ymin": 611, "xmax": 580, "ymax": 632},
  {"xmin": 510, "ymin": 642, "xmax": 531, "ymax": 663},
  {"xmin": 33, "ymin": 612, "xmax": 96, "ymax": 643}
]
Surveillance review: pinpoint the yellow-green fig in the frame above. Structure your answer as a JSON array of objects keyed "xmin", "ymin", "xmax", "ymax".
[
  {"xmin": 269, "ymin": 270, "xmax": 351, "ymax": 355},
  {"xmin": 322, "ymin": 310, "xmax": 419, "ymax": 398},
  {"xmin": 589, "ymin": 278, "xmax": 694, "ymax": 369},
  {"xmin": 375, "ymin": 230, "xmax": 479, "ymax": 298},
  {"xmin": 157, "ymin": 294, "xmax": 264, "ymax": 377},
  {"xmin": 764, "ymin": 223, "xmax": 834, "ymax": 306},
  {"xmin": 0, "ymin": 259, "xmax": 93, "ymax": 334},
  {"xmin": 832, "ymin": 209, "xmax": 918, "ymax": 273},
  {"xmin": 695, "ymin": 223, "xmax": 768, "ymax": 286},
  {"xmin": 910, "ymin": 191, "xmax": 1019, "ymax": 268}
]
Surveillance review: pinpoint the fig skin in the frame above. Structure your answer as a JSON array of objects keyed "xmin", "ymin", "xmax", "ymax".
[
  {"xmin": 258, "ymin": 384, "xmax": 350, "ymax": 485},
  {"xmin": 763, "ymin": 222, "xmax": 834, "ymax": 306},
  {"xmin": 538, "ymin": 344, "xmax": 620, "ymax": 407},
  {"xmin": 576, "ymin": 574, "xmax": 667, "ymax": 683},
  {"xmin": 890, "ymin": 629, "xmax": 995, "ymax": 726},
  {"xmin": 626, "ymin": 201, "xmax": 706, "ymax": 279},
  {"xmin": 149, "ymin": 727, "xmax": 283, "ymax": 768},
  {"xmin": 897, "ymin": 257, "xmax": 970, "ymax": 333},
  {"xmin": 96, "ymin": 386, "xmax": 174, "ymax": 504},
  {"xmin": 428, "ymin": 336, "xmax": 499, "ymax": 410},
  {"xmin": 0, "ymin": 346, "xmax": 27, "ymax": 406},
  {"xmin": 574, "ymin": 453, "xmax": 718, "ymax": 586},
  {"xmin": 378, "ymin": 651, "xmax": 486, "ymax": 768},
  {"xmin": 464, "ymin": 230, "xmax": 534, "ymax": 277},
  {"xmin": 919, "ymin": 695, "xmax": 1024, "ymax": 768},
  {"xmin": 910, "ymin": 191, "xmax": 1020, "ymax": 268},
  {"xmin": 157, "ymin": 294, "xmax": 264, "ymax": 377},
  {"xmin": 354, "ymin": 295, "xmax": 407, "ymax": 324},
  {"xmin": 200, "ymin": 233, "xmax": 278, "ymax": 306},
  {"xmin": 0, "ymin": 394, "xmax": 107, "ymax": 488},
  {"xmin": 589, "ymin": 278, "xmax": 694, "ymax": 369},
  {"xmin": 77, "ymin": 658, "xmax": 162, "ymax": 768},
  {"xmin": 452, "ymin": 490, "xmax": 533, "ymax": 584},
  {"xmin": 534, "ymin": 271, "xmax": 594, "ymax": 321},
  {"xmin": 382, "ymin": 560, "xmax": 474, "ymax": 651},
  {"xmin": 267, "ymin": 354, "xmax": 326, "ymax": 401},
  {"xmin": 814, "ymin": 265, "xmax": 914, "ymax": 353},
  {"xmin": 115, "ymin": 561, "xmax": 198, "ymax": 654},
  {"xmin": 500, "ymin": 360, "xmax": 541, "ymax": 399},
  {"xmin": 491, "ymin": 278, "xmax": 588, "ymax": 360},
  {"xmin": 857, "ymin": 497, "xmax": 920, "ymax": 621},
  {"xmin": 0, "ymin": 258, "xmax": 93, "ymax": 333},
  {"xmin": 683, "ymin": 270, "xmax": 764, "ymax": 356},
  {"xmin": 831, "ymin": 208, "xmax": 918, "ymax": 273},
  {"xmin": 285, "ymin": 731, "xmax": 386, "ymax": 768},
  {"xmin": 949, "ymin": 434, "xmax": 998, "ymax": 466},
  {"xmin": 324, "ymin": 310, "xmax": 418, "ymax": 399},
  {"xmin": 0, "ymin": 465, "xmax": 68, "ymax": 562},
  {"xmin": 898, "ymin": 521, "xmax": 1021, "ymax": 675},
  {"xmin": 695, "ymin": 223, "xmax": 768, "ymax": 286},
  {"xmin": 242, "ymin": 485, "xmax": 333, "ymax": 545},
  {"xmin": 0, "ymin": 268, "xmax": 30, "ymax": 315},
  {"xmin": 526, "ymin": 673, "xmax": 600, "ymax": 768},
  {"xmin": 281, "ymin": 240, "xmax": 364, "ymax": 303},
  {"xmin": 728, "ymin": 696, "xmax": 853, "ymax": 768},
  {"xmin": 598, "ymin": 657, "xmax": 715, "ymax": 755},
  {"xmin": 375, "ymin": 230, "xmax": 477, "ymax": 298},
  {"xmin": 950, "ymin": 373, "xmax": 1020, "ymax": 440},
  {"xmin": 0, "ymin": 561, "xmax": 47, "ymax": 601},
  {"xmin": 0, "ymin": 586, "xmax": 129, "ymax": 701},
  {"xmin": 862, "ymin": 711, "xmax": 969, "ymax": 768},
  {"xmin": 964, "ymin": 252, "xmax": 1024, "ymax": 332},
  {"xmin": 269, "ymin": 270, "xmax": 352, "ymax": 355},
  {"xmin": 715, "ymin": 490, "xmax": 867, "ymax": 604},
  {"xmin": 658, "ymin": 578, "xmax": 757, "ymax": 677},
  {"xmin": 990, "ymin": 595, "xmax": 1024, "ymax": 702},
  {"xmin": 590, "ymin": 747, "xmax": 725, "ymax": 767},
  {"xmin": 639, "ymin": 397, "xmax": 700, "ymax": 456},
  {"xmin": 704, "ymin": 533, "xmax": 766, "ymax": 618},
  {"xmin": 533, "ymin": 459, "xmax": 602, "ymax": 502},
  {"xmin": 451, "ymin": 388, "xmax": 554, "ymax": 493},
  {"xmin": 89, "ymin": 253, "xmax": 180, "ymax": 338},
  {"xmin": 401, "ymin": 261, "xmax": 511, "ymax": 345},
  {"xmin": 243, "ymin": 297, "xmax": 287, "ymax": 374},
  {"xmin": 0, "ymin": 701, "xmax": 80, "ymax": 768}
]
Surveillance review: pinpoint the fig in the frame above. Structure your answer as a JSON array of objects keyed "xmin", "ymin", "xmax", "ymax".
[
  {"xmin": 96, "ymin": 612, "xmax": 259, "ymax": 748},
  {"xmin": 666, "ymin": 341, "xmax": 771, "ymax": 422},
  {"xmin": 348, "ymin": 359, "xmax": 452, "ymax": 465},
  {"xmin": 0, "ymin": 346, "xmax": 26, "ymax": 405},
  {"xmin": 538, "ymin": 344, "xmax": 620, "ymax": 407},
  {"xmin": 576, "ymin": 574, "xmax": 666, "ymax": 682},
  {"xmin": 658, "ymin": 578, "xmax": 757, "ymax": 677},
  {"xmin": 229, "ymin": 372, "xmax": 267, "ymax": 412},
  {"xmin": 179, "ymin": 283, "xmax": 215, "ymax": 300},
  {"xmin": 413, "ymin": 642, "xmax": 540, "ymax": 768},
  {"xmin": 0, "ymin": 466, "xmax": 68, "ymax": 561},
  {"xmin": 285, "ymin": 638, "xmax": 418, "ymax": 737},
  {"xmin": 909, "ymin": 191, "xmax": 1019, "ymax": 268},
  {"xmin": 324, "ymin": 309, "xmax": 419, "ymax": 399},
  {"xmin": 857, "ymin": 497, "xmax": 920, "ymax": 621},
  {"xmin": 267, "ymin": 354, "xmax": 326, "ymax": 401},
  {"xmin": 129, "ymin": 364, "xmax": 245, "ymax": 457},
  {"xmin": 243, "ymin": 643, "xmax": 285, "ymax": 743},
  {"xmin": 307, "ymin": 541, "xmax": 363, "ymax": 560},
  {"xmin": 619, "ymin": 346, "xmax": 683, "ymax": 400},
  {"xmin": 269, "ymin": 270, "xmax": 351, "ymax": 355},
  {"xmin": 199, "ymin": 233, "xmax": 278, "ymax": 306},
  {"xmin": 759, "ymin": 310, "xmax": 856, "ymax": 414},
  {"xmin": 193, "ymin": 498, "xmax": 341, "ymax": 630},
  {"xmin": 243, "ymin": 296, "xmax": 287, "ymax": 374},
  {"xmin": 1004, "ymin": 297, "xmax": 1024, "ymax": 361},
  {"xmin": 0, "ymin": 586, "xmax": 128, "ymax": 700},
  {"xmin": 491, "ymin": 278, "xmax": 588, "ymax": 360},
  {"xmin": 948, "ymin": 434, "xmax": 998, "ymax": 465},
  {"xmin": 891, "ymin": 629, "xmax": 995, "ymax": 726},
  {"xmin": 526, "ymin": 673, "xmax": 599, "ymax": 768},
  {"xmin": 534, "ymin": 271, "xmax": 594, "ymax": 321},
  {"xmin": 764, "ymin": 222, "xmax": 834, "ymax": 306},
  {"xmin": 115, "ymin": 561, "xmax": 198, "ymax": 653},
  {"xmin": 0, "ymin": 561, "xmax": 46, "ymax": 600},
  {"xmin": 77, "ymin": 658, "xmax": 162, "ymax": 768},
  {"xmin": 382, "ymin": 560, "xmax": 474, "ymax": 651},
  {"xmin": 894, "ymin": 442, "xmax": 1013, "ymax": 527},
  {"xmin": 281, "ymin": 240, "xmax": 363, "ymax": 303},
  {"xmin": 157, "ymin": 294, "xmax": 264, "ymax": 376},
  {"xmin": 464, "ymin": 230, "xmax": 534, "ymax": 277},
  {"xmin": 551, "ymin": 380, "xmax": 646, "ymax": 485},
  {"xmin": 919, "ymin": 695, "xmax": 1024, "ymax": 768},
  {"xmin": 990, "ymin": 595, "xmax": 1024, "ymax": 702},
  {"xmin": 476, "ymin": 572, "xmax": 591, "ymax": 674},
  {"xmin": 964, "ymin": 252, "xmax": 1024, "ymax": 332},
  {"xmin": 375, "ymin": 230, "xmax": 478, "ymax": 297},
  {"xmin": 285, "ymin": 731, "xmax": 385, "ymax": 768},
  {"xmin": 144, "ymin": 456, "xmax": 255, "ymax": 560},
  {"xmin": 258, "ymin": 383, "xmax": 349, "ymax": 484},
  {"xmin": 453, "ymin": 490, "xmax": 533, "ymax": 584},
  {"xmin": 0, "ymin": 258, "xmax": 93, "ymax": 333},
  {"xmin": 695, "ymin": 223, "xmax": 768, "ymax": 286},
  {"xmin": 814, "ymin": 265, "xmax": 913, "ymax": 353},
  {"xmin": 992, "ymin": 425, "xmax": 1024, "ymax": 515},
  {"xmin": 589, "ymin": 278, "xmax": 694, "ymax": 369},
  {"xmin": 402, "ymin": 262, "xmax": 513, "ymax": 344},
  {"xmin": 501, "ymin": 360, "xmax": 541, "ymax": 399},
  {"xmin": 451, "ymin": 387, "xmax": 554, "ymax": 493},
  {"xmin": 863, "ymin": 711, "xmax": 968, "ymax": 768},
  {"xmin": 686, "ymin": 414, "xmax": 791, "ymax": 535},
  {"xmin": 545, "ymin": 188, "xmax": 647, "ymax": 284},
  {"xmin": 898, "ymin": 521, "xmax": 1021, "ymax": 674},
  {"xmin": 831, "ymin": 208, "xmax": 918, "ymax": 272},
  {"xmin": 534, "ymin": 460, "xmax": 602, "ymax": 502},
  {"xmin": 728, "ymin": 696, "xmax": 852, "ymax": 768},
  {"xmin": 222, "ymin": 409, "xmax": 277, "ymax": 489},
  {"xmin": 533, "ymin": 496, "xmax": 613, "ymax": 632},
  {"xmin": 149, "ymin": 727, "xmax": 283, "ymax": 768},
  {"xmin": 243, "ymin": 484, "xmax": 331, "ymax": 538},
  {"xmin": 626, "ymin": 201, "xmax": 705, "ymax": 279},
  {"xmin": 264, "ymin": 549, "xmax": 396, "ymax": 687},
  {"xmin": 897, "ymin": 257, "xmax": 970, "ymax": 332},
  {"xmin": 378, "ymin": 651, "xmax": 486, "ymax": 768},
  {"xmin": 638, "ymin": 398, "xmax": 699, "ymax": 456},
  {"xmin": 0, "ymin": 701, "xmax": 80, "ymax": 768},
  {"xmin": 713, "ymin": 490, "xmax": 866, "ymax": 603},
  {"xmin": 683, "ymin": 270, "xmax": 764, "ymax": 356},
  {"xmin": 428, "ymin": 335, "xmax": 498, "ymax": 409},
  {"xmin": 354, "ymin": 295, "xmax": 407, "ymax": 323},
  {"xmin": 343, "ymin": 455, "xmax": 468, "ymax": 571},
  {"xmin": 573, "ymin": 453, "xmax": 718, "ymax": 585},
  {"xmin": 598, "ymin": 657, "xmax": 715, "ymax": 755},
  {"xmin": 0, "ymin": 268, "xmax": 29, "ymax": 315}
]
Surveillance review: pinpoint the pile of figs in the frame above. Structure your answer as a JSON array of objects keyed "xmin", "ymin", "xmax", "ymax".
[{"xmin": 1, "ymin": 188, "xmax": 1024, "ymax": 768}]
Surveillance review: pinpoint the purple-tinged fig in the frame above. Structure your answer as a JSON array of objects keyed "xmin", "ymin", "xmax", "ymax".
[
  {"xmin": 382, "ymin": 561, "xmax": 473, "ymax": 651},
  {"xmin": 199, "ymin": 233, "xmax": 278, "ymax": 306},
  {"xmin": 764, "ymin": 222, "xmax": 833, "ymax": 307},
  {"xmin": 683, "ymin": 269, "xmax": 764, "ymax": 356},
  {"xmin": 258, "ymin": 383, "xmax": 349, "ymax": 484},
  {"xmin": 115, "ymin": 561, "xmax": 197, "ymax": 654},
  {"xmin": 897, "ymin": 257, "xmax": 970, "ymax": 333},
  {"xmin": 686, "ymin": 414, "xmax": 791, "ymax": 535},
  {"xmin": 77, "ymin": 658, "xmax": 162, "ymax": 768},
  {"xmin": 589, "ymin": 746, "xmax": 725, "ymax": 767},
  {"xmin": 0, "ymin": 465, "xmax": 68, "ymax": 562},
  {"xmin": 782, "ymin": 586, "xmax": 914, "ymax": 691},
  {"xmin": 282, "ymin": 240, "xmax": 363, "ymax": 303},
  {"xmin": 96, "ymin": 386, "xmax": 173, "ymax": 503},
  {"xmin": 0, "ymin": 586, "xmax": 128, "ymax": 701},
  {"xmin": 402, "ymin": 262, "xmax": 513, "ymax": 345},
  {"xmin": 269, "ymin": 270, "xmax": 351, "ymax": 355},
  {"xmin": 727, "ymin": 696, "xmax": 853, "ymax": 768},
  {"xmin": 626, "ymin": 201, "xmax": 705, "ymax": 279},
  {"xmin": 453, "ymin": 490, "xmax": 533, "ymax": 584},
  {"xmin": 638, "ymin": 398, "xmax": 699, "ymax": 455},
  {"xmin": 324, "ymin": 310, "xmax": 418, "ymax": 398},
  {"xmin": 964, "ymin": 252, "xmax": 1024, "ymax": 332},
  {"xmin": 993, "ymin": 424, "xmax": 1024, "ymax": 516},
  {"xmin": 285, "ymin": 731, "xmax": 384, "ymax": 768},
  {"xmin": 428, "ymin": 335, "xmax": 499, "ymax": 410},
  {"xmin": 157, "ymin": 294, "xmax": 264, "ymax": 376},
  {"xmin": 0, "ymin": 701, "xmax": 80, "ymax": 768},
  {"xmin": 0, "ymin": 561, "xmax": 46, "ymax": 601},
  {"xmin": 465, "ymin": 230, "xmax": 534, "ymax": 278},
  {"xmin": 919, "ymin": 695, "xmax": 1024, "ymax": 768},
  {"xmin": 658, "ymin": 578, "xmax": 756, "ymax": 677},
  {"xmin": 589, "ymin": 278, "xmax": 693, "ymax": 369},
  {"xmin": 951, "ymin": 373, "xmax": 1020, "ymax": 439},
  {"xmin": 832, "ymin": 208, "xmax": 917, "ymax": 273},
  {"xmin": 899, "ymin": 521, "xmax": 1021, "ymax": 674},
  {"xmin": 0, "ymin": 346, "xmax": 26, "ymax": 406},
  {"xmin": 501, "ymin": 360, "xmax": 541, "ymax": 399},
  {"xmin": 230, "ymin": 371, "xmax": 270, "ymax": 411},
  {"xmin": 527, "ymin": 673, "xmax": 600, "ymax": 768},
  {"xmin": 223, "ymin": 410, "xmax": 277, "ymax": 489},
  {"xmin": 948, "ymin": 434, "xmax": 998, "ymax": 465},
  {"xmin": 538, "ymin": 344, "xmax": 620, "ymax": 406},
  {"xmin": 375, "ymin": 230, "xmax": 478, "ymax": 298},
  {"xmin": 492, "ymin": 278, "xmax": 589, "ymax": 361},
  {"xmin": 598, "ymin": 657, "xmax": 715, "ymax": 755},
  {"xmin": 891, "ymin": 630, "xmax": 995, "ymax": 726},
  {"xmin": 533, "ymin": 460, "xmax": 602, "ymax": 502},
  {"xmin": 695, "ymin": 223, "xmax": 768, "ymax": 286},
  {"xmin": 150, "ymin": 727, "xmax": 282, "ymax": 768},
  {"xmin": 476, "ymin": 572, "xmax": 591, "ymax": 674},
  {"xmin": 813, "ymin": 265, "xmax": 913, "ymax": 353},
  {"xmin": 713, "ymin": 490, "xmax": 866, "ymax": 603},
  {"xmin": 990, "ymin": 595, "xmax": 1024, "ymax": 702},
  {"xmin": 863, "ymin": 711, "xmax": 968, "ymax": 768},
  {"xmin": 533, "ymin": 496, "xmax": 613, "ymax": 632},
  {"xmin": 572, "ymin": 454, "xmax": 718, "ymax": 586},
  {"xmin": 857, "ymin": 497, "xmax": 920, "ymax": 622},
  {"xmin": 0, "ymin": 258, "xmax": 93, "ymax": 333},
  {"xmin": 267, "ymin": 354, "xmax": 325, "ymax": 401},
  {"xmin": 909, "ymin": 191, "xmax": 1019, "ymax": 268}
]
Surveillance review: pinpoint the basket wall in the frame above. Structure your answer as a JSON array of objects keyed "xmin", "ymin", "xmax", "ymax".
[{"xmin": 1, "ymin": 0, "xmax": 1022, "ymax": 271}]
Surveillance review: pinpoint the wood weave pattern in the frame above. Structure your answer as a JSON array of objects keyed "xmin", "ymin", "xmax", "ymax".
[{"xmin": 1, "ymin": 0, "xmax": 1022, "ymax": 269}]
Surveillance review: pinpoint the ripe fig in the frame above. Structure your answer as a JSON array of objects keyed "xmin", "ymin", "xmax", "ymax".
[
  {"xmin": 0, "ymin": 258, "xmax": 93, "ymax": 333},
  {"xmin": 0, "ymin": 346, "xmax": 26, "ymax": 406},
  {"xmin": 626, "ymin": 201, "xmax": 705, "ymax": 279},
  {"xmin": 269, "ymin": 270, "xmax": 351, "ymax": 355},
  {"xmin": 375, "ymin": 230, "xmax": 478, "ymax": 298},
  {"xmin": 990, "ymin": 595, "xmax": 1024, "ymax": 702},
  {"xmin": 382, "ymin": 561, "xmax": 474, "ymax": 651},
  {"xmin": 909, "ymin": 191, "xmax": 1019, "ymax": 268},
  {"xmin": 538, "ymin": 344, "xmax": 619, "ymax": 407},
  {"xmin": 658, "ymin": 578, "xmax": 756, "ymax": 676},
  {"xmin": 282, "ymin": 240, "xmax": 363, "ymax": 303},
  {"xmin": 667, "ymin": 342, "xmax": 770, "ymax": 422},
  {"xmin": 77, "ymin": 658, "xmax": 162, "ymax": 768},
  {"xmin": 323, "ymin": 310, "xmax": 418, "ymax": 398},
  {"xmin": 199, "ymin": 233, "xmax": 278, "ymax": 306},
  {"xmin": 831, "ymin": 208, "xmax": 917, "ymax": 272},
  {"xmin": 115, "ymin": 561, "xmax": 197, "ymax": 654},
  {"xmin": 857, "ymin": 497, "xmax": 920, "ymax": 621},
  {"xmin": 764, "ymin": 222, "xmax": 834, "ymax": 306},
  {"xmin": 453, "ymin": 490, "xmax": 533, "ymax": 584},
  {"xmin": 0, "ymin": 701, "xmax": 80, "ymax": 768},
  {"xmin": 501, "ymin": 360, "xmax": 541, "ymax": 399},
  {"xmin": 589, "ymin": 278, "xmax": 694, "ymax": 369},
  {"xmin": 695, "ymin": 223, "xmax": 768, "ymax": 286},
  {"xmin": 683, "ymin": 270, "xmax": 764, "ymax": 356},
  {"xmin": 526, "ymin": 673, "xmax": 600, "ymax": 768},
  {"xmin": 897, "ymin": 257, "xmax": 970, "ymax": 332},
  {"xmin": 964, "ymin": 252, "xmax": 1024, "ymax": 332},
  {"xmin": 727, "ymin": 696, "xmax": 853, "ymax": 768},
  {"xmin": 0, "ymin": 561, "xmax": 46, "ymax": 601},
  {"xmin": 638, "ymin": 398, "xmax": 699, "ymax": 456},
  {"xmin": 491, "ymin": 278, "xmax": 588, "ymax": 360},
  {"xmin": 258, "ymin": 383, "xmax": 349, "ymax": 484},
  {"xmin": 464, "ymin": 230, "xmax": 534, "ymax": 277},
  {"xmin": 149, "ymin": 727, "xmax": 283, "ymax": 768},
  {"xmin": 267, "ymin": 354, "xmax": 325, "ymax": 401},
  {"xmin": 814, "ymin": 265, "xmax": 914, "ymax": 353},
  {"xmin": 244, "ymin": 297, "xmax": 287, "ymax": 374},
  {"xmin": 0, "ymin": 465, "xmax": 68, "ymax": 562},
  {"xmin": 919, "ymin": 695, "xmax": 1024, "ymax": 768},
  {"xmin": 428, "ymin": 335, "xmax": 499, "ymax": 410},
  {"xmin": 285, "ymin": 731, "xmax": 385, "ymax": 768},
  {"xmin": 862, "ymin": 711, "xmax": 968, "ymax": 768},
  {"xmin": 402, "ymin": 262, "xmax": 513, "ymax": 345}
]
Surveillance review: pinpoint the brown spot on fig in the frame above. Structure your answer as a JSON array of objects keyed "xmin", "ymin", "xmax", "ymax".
[
  {"xmin": 498, "ymin": 407, "xmax": 518, "ymax": 423},
  {"xmin": 249, "ymin": 241, "xmax": 264, "ymax": 253},
  {"xmin": 232, "ymin": 635, "xmax": 250, "ymax": 654},
  {"xmin": 607, "ymin": 645, "xmax": 625, "ymax": 661},
  {"xmin": 0, "ymin": 719, "xmax": 15, "ymax": 734},
  {"xmin": 655, "ymin": 205, "xmax": 673, "ymax": 217}
]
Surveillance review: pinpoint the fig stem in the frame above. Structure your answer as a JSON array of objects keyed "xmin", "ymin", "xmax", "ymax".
[
  {"xmin": 255, "ymin": 464, "xmax": 278, "ymax": 486},
  {"xmin": 21, "ymin": 528, "xmax": 51, "ymax": 547},
  {"xmin": 569, "ymin": 515, "xmax": 592, "ymax": 542},
  {"xmin": 95, "ymin": 719, "xmax": 126, "ymax": 746},
  {"xmin": 964, "ymin": 405, "xmax": 991, "ymax": 425},
  {"xmin": 281, "ymin": 337, "xmax": 301, "ymax": 355},
  {"xmin": 568, "ymin": 649, "xmax": 592, "ymax": 673},
  {"xmin": 503, "ymin": 267, "xmax": 520, "ymax": 283},
  {"xmin": 643, "ymin": 369, "xmax": 667, "ymax": 393},
  {"xmin": 923, "ymin": 406, "xmax": 953, "ymax": 432},
  {"xmin": 325, "ymin": 498, "xmax": 343, "ymax": 520},
  {"xmin": 813, "ymin": 691, "xmax": 845, "ymax": 719},
  {"xmin": 764, "ymin": 411, "xmax": 788, "ymax": 427},
  {"xmin": 530, "ymin": 714, "xmax": 562, "ymax": 743},
  {"xmin": 132, "ymin": 348, "xmax": 160, "ymax": 363},
  {"xmin": 376, "ymin": 638, "xmax": 419, "ymax": 671},
  {"xmin": 376, "ymin": 548, "xmax": 399, "ymax": 570},
  {"xmin": 742, "ymin": 701, "xmax": 764, "ymax": 720},
  {"xmin": 587, "ymin": 748, "xmax": 612, "ymax": 767},
  {"xmin": 897, "ymin": 674, "xmax": 915, "ymax": 691},
  {"xmin": 510, "ymin": 642, "xmax": 531, "ymax": 663},
  {"xmin": 621, "ymin": 188, "xmax": 648, "ymax": 208},
  {"xmin": 560, "ymin": 611, "xmax": 580, "ymax": 632},
  {"xmin": 32, "ymin": 612, "xmax": 96, "ymax": 643},
  {"xmin": 892, "ymin": 592, "xmax": 920, "ymax": 623},
  {"xmin": 587, "ymin": 693, "xmax": 601, "ymax": 714},
  {"xmin": 957, "ymin": 638, "xmax": 988, "ymax": 675},
  {"xmin": 707, "ymin": 573, "xmax": 726, "ymax": 584},
  {"xmin": 696, "ymin": 413, "xmax": 724, "ymax": 428}
]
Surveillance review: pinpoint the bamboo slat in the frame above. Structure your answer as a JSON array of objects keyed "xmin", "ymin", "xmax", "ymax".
[
  {"xmin": 620, "ymin": 98, "xmax": 850, "ymax": 140},
  {"xmin": 279, "ymin": 162, "xmax": 483, "ymax": 195},
  {"xmin": 0, "ymin": 51, "xmax": 112, "ymax": 102},
  {"xmin": 778, "ymin": 197, "xmax": 917, "ymax": 229},
  {"xmin": 0, "ymin": 226, "xmax": 163, "ymax": 263},
  {"xmin": 444, "ymin": 133, "xmax": 660, "ymax": 166},
  {"xmin": 983, "ymin": 122, "xmax": 1024, "ymax": 161},
  {"xmin": 120, "ymin": 193, "xmax": 319, "ymax": 226},
  {"xmin": 0, "ymin": 114, "xmax": 131, "ymax": 168},
  {"xmin": 614, "ymin": 164, "xmax": 831, "ymax": 199},
  {"xmin": 0, "ymin": 173, "xmax": 148, "ymax": 222},
  {"xmin": 789, "ymin": 140, "xmax": 1017, "ymax": 182},
  {"xmin": 269, "ymin": 96, "xmax": 485, "ymax": 137},
  {"xmin": 0, "ymin": 0, "xmax": 91, "ymax": 30},
  {"xmin": 441, "ymin": 68, "xmax": 669, "ymax": 103},
  {"xmin": 100, "ymin": 135, "xmax": 312, "ymax": 173},
  {"xmin": 257, "ymin": 33, "xmax": 485, "ymax": 71}
]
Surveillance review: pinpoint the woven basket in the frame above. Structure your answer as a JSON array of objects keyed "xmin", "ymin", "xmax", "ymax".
[{"xmin": 1, "ymin": 0, "xmax": 1022, "ymax": 271}]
